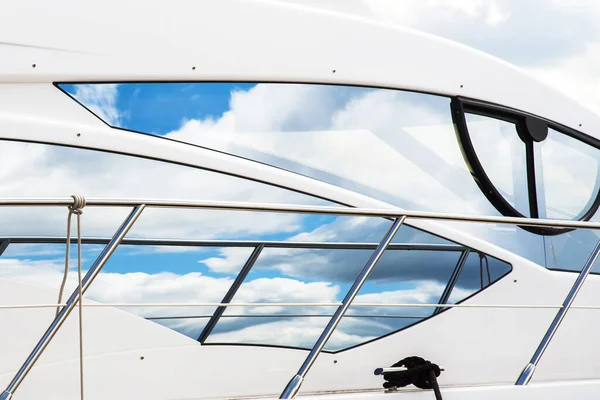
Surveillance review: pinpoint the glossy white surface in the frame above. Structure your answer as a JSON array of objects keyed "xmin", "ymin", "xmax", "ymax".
[
  {"xmin": 0, "ymin": 0, "xmax": 598, "ymax": 138},
  {"xmin": 1, "ymin": 1, "xmax": 600, "ymax": 399},
  {"xmin": 0, "ymin": 252, "xmax": 599, "ymax": 399}
]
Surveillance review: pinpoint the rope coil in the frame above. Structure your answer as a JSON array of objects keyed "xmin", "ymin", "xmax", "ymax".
[
  {"xmin": 380, "ymin": 356, "xmax": 443, "ymax": 400},
  {"xmin": 56, "ymin": 194, "xmax": 86, "ymax": 400},
  {"xmin": 69, "ymin": 194, "xmax": 86, "ymax": 215}
]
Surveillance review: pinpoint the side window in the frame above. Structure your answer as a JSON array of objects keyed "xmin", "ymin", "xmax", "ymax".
[
  {"xmin": 0, "ymin": 138, "xmax": 511, "ymax": 349},
  {"xmin": 446, "ymin": 251, "xmax": 513, "ymax": 304},
  {"xmin": 0, "ymin": 139, "xmax": 325, "ymax": 238},
  {"xmin": 201, "ymin": 223, "xmax": 511, "ymax": 351},
  {"xmin": 465, "ymin": 114, "xmax": 530, "ymax": 216},
  {"xmin": 56, "ymin": 82, "xmax": 554, "ymax": 274},
  {"xmin": 58, "ymin": 82, "xmax": 493, "ymax": 217}
]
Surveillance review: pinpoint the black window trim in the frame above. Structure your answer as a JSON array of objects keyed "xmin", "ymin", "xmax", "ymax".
[{"xmin": 451, "ymin": 96, "xmax": 600, "ymax": 236}]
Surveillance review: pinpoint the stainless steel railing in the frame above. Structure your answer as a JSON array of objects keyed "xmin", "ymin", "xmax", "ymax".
[
  {"xmin": 0, "ymin": 197, "xmax": 598, "ymax": 230},
  {"xmin": 0, "ymin": 205, "xmax": 145, "ymax": 400},
  {"xmin": 0, "ymin": 197, "xmax": 599, "ymax": 399}
]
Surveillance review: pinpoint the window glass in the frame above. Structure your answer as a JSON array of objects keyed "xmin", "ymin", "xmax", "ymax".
[
  {"xmin": 520, "ymin": 126, "xmax": 600, "ymax": 274},
  {"xmin": 543, "ymin": 229, "xmax": 600, "ymax": 272},
  {"xmin": 0, "ymin": 137, "xmax": 512, "ymax": 347},
  {"xmin": 204, "ymin": 223, "xmax": 511, "ymax": 351},
  {"xmin": 535, "ymin": 128, "xmax": 600, "ymax": 219},
  {"xmin": 58, "ymin": 84, "xmax": 600, "ymax": 275},
  {"xmin": 59, "ymin": 83, "xmax": 494, "ymax": 216},
  {"xmin": 0, "ymin": 139, "xmax": 327, "ymax": 238},
  {"xmin": 60, "ymin": 82, "xmax": 549, "ymax": 269},
  {"xmin": 465, "ymin": 113, "xmax": 530, "ymax": 216},
  {"xmin": 0, "ymin": 138, "xmax": 337, "ymax": 342},
  {"xmin": 447, "ymin": 251, "xmax": 512, "ymax": 303}
]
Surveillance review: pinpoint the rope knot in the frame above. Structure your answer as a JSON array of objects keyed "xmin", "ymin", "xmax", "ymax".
[
  {"xmin": 382, "ymin": 356, "xmax": 442, "ymax": 391},
  {"xmin": 69, "ymin": 194, "xmax": 86, "ymax": 215}
]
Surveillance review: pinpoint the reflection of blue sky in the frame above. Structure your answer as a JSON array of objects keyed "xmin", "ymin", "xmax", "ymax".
[{"xmin": 61, "ymin": 83, "xmax": 256, "ymax": 135}]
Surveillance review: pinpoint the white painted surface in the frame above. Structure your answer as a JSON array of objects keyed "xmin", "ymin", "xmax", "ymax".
[
  {"xmin": 0, "ymin": 0, "xmax": 598, "ymax": 138},
  {"xmin": 0, "ymin": 1, "xmax": 600, "ymax": 399},
  {"xmin": 0, "ymin": 258, "xmax": 598, "ymax": 399}
]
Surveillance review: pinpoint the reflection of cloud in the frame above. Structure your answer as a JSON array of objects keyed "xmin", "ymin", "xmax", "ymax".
[
  {"xmin": 162, "ymin": 82, "xmax": 552, "ymax": 266},
  {"xmin": 167, "ymin": 84, "xmax": 491, "ymax": 215},
  {"xmin": 0, "ymin": 138, "xmax": 315, "ymax": 239},
  {"xmin": 198, "ymin": 216, "xmax": 510, "ymax": 290},
  {"xmin": 209, "ymin": 282, "xmax": 465, "ymax": 350},
  {"xmin": 71, "ymin": 84, "xmax": 122, "ymax": 125},
  {"xmin": 208, "ymin": 317, "xmax": 365, "ymax": 350},
  {"xmin": 0, "ymin": 248, "xmax": 485, "ymax": 349},
  {"xmin": 2, "ymin": 244, "xmax": 66, "ymax": 257}
]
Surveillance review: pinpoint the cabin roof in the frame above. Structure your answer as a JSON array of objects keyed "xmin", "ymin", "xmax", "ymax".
[{"xmin": 0, "ymin": 0, "xmax": 598, "ymax": 138}]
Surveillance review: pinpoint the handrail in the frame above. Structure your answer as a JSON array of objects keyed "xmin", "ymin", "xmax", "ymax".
[
  {"xmin": 147, "ymin": 314, "xmax": 431, "ymax": 320},
  {"xmin": 0, "ymin": 302, "xmax": 588, "ymax": 309},
  {"xmin": 280, "ymin": 217, "xmax": 405, "ymax": 398},
  {"xmin": 1, "ymin": 197, "xmax": 600, "ymax": 398},
  {"xmin": 198, "ymin": 245, "xmax": 264, "ymax": 343},
  {"xmin": 1, "ymin": 236, "xmax": 465, "ymax": 251},
  {"xmin": 0, "ymin": 197, "xmax": 599, "ymax": 230},
  {"xmin": 0, "ymin": 205, "xmax": 146, "ymax": 400},
  {"xmin": 516, "ymin": 240, "xmax": 600, "ymax": 385}
]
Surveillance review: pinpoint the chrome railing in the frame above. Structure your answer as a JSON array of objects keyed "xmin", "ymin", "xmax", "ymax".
[
  {"xmin": 0, "ymin": 205, "xmax": 145, "ymax": 400},
  {"xmin": 0, "ymin": 197, "xmax": 599, "ymax": 399},
  {"xmin": 515, "ymin": 240, "xmax": 600, "ymax": 385}
]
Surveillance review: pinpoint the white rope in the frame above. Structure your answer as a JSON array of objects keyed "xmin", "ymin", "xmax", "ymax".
[
  {"xmin": 73, "ymin": 195, "xmax": 85, "ymax": 400},
  {"xmin": 9, "ymin": 302, "xmax": 600, "ymax": 309},
  {"xmin": 56, "ymin": 213, "xmax": 73, "ymax": 315},
  {"xmin": 55, "ymin": 195, "xmax": 86, "ymax": 400}
]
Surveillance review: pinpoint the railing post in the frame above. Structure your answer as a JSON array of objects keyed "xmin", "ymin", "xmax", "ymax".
[
  {"xmin": 516, "ymin": 240, "xmax": 600, "ymax": 385},
  {"xmin": 198, "ymin": 244, "xmax": 264, "ymax": 343},
  {"xmin": 435, "ymin": 249, "xmax": 470, "ymax": 314},
  {"xmin": 279, "ymin": 216, "xmax": 405, "ymax": 399},
  {"xmin": 0, "ymin": 205, "xmax": 146, "ymax": 400}
]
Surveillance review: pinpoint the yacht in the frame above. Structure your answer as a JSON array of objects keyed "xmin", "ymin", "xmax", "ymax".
[{"xmin": 1, "ymin": 1, "xmax": 600, "ymax": 399}]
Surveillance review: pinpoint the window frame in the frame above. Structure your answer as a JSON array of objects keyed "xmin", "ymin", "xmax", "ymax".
[
  {"xmin": 452, "ymin": 96, "xmax": 600, "ymax": 236},
  {"xmin": 200, "ymin": 245, "xmax": 512, "ymax": 353}
]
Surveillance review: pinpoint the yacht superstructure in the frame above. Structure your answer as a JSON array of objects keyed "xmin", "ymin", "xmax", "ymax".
[{"xmin": 1, "ymin": 1, "xmax": 600, "ymax": 399}]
